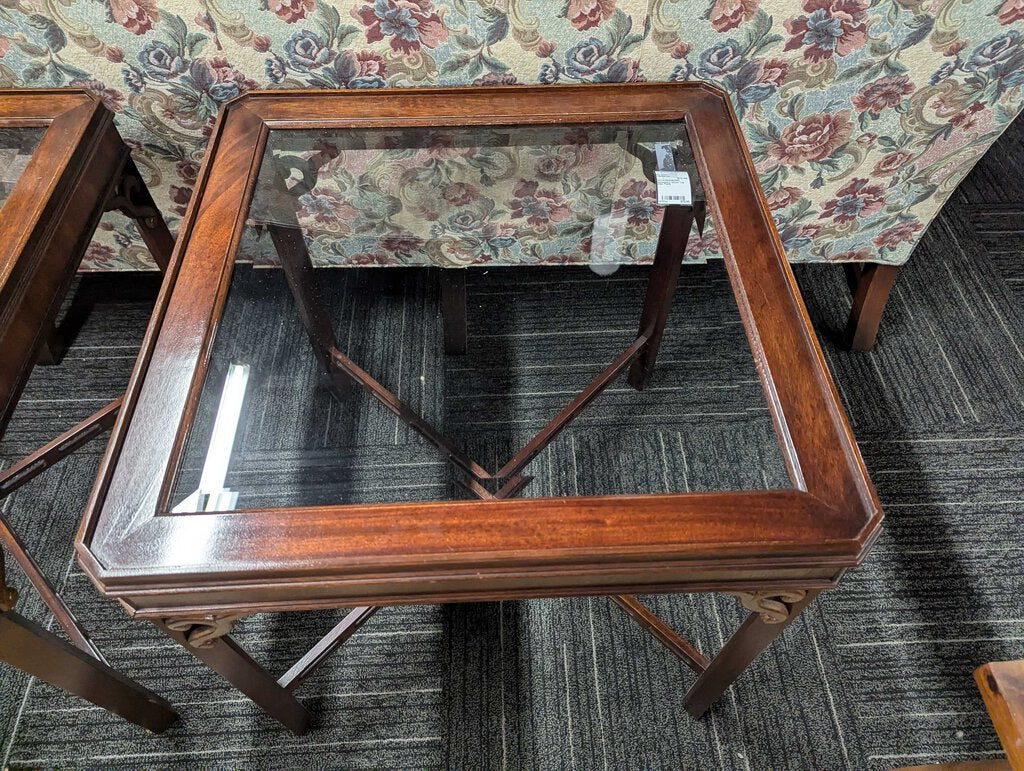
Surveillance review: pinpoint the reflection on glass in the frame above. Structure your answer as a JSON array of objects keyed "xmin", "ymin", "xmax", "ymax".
[
  {"xmin": 239, "ymin": 122, "xmax": 708, "ymax": 268},
  {"xmin": 0, "ymin": 127, "xmax": 45, "ymax": 211},
  {"xmin": 169, "ymin": 121, "xmax": 787, "ymax": 514},
  {"xmin": 173, "ymin": 363, "xmax": 250, "ymax": 513}
]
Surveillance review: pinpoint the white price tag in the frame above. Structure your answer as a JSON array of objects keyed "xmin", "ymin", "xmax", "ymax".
[{"xmin": 655, "ymin": 170, "xmax": 691, "ymax": 206}]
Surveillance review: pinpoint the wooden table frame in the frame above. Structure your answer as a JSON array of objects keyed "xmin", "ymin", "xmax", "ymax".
[
  {"xmin": 76, "ymin": 84, "xmax": 883, "ymax": 736},
  {"xmin": 0, "ymin": 89, "xmax": 177, "ymax": 732}
]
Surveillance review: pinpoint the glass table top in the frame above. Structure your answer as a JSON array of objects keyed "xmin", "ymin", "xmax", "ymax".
[
  {"xmin": 0, "ymin": 127, "xmax": 44, "ymax": 211},
  {"xmin": 169, "ymin": 121, "xmax": 786, "ymax": 514}
]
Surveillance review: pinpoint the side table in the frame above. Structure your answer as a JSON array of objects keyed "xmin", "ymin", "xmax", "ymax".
[
  {"xmin": 77, "ymin": 84, "xmax": 883, "ymax": 736},
  {"xmin": 0, "ymin": 89, "xmax": 177, "ymax": 733}
]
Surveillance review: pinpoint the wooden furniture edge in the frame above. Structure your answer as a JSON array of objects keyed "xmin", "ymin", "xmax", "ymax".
[
  {"xmin": 0, "ymin": 92, "xmax": 123, "ymax": 431},
  {"xmin": 975, "ymin": 660, "xmax": 1024, "ymax": 769}
]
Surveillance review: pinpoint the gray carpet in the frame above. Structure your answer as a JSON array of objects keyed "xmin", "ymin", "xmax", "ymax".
[{"xmin": 0, "ymin": 114, "xmax": 1022, "ymax": 768}]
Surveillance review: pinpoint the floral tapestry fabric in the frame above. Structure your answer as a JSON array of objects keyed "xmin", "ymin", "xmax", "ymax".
[{"xmin": 0, "ymin": 0, "xmax": 1020, "ymax": 269}]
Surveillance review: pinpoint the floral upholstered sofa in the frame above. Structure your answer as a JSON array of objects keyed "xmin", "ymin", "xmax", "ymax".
[{"xmin": 0, "ymin": 0, "xmax": 1021, "ymax": 347}]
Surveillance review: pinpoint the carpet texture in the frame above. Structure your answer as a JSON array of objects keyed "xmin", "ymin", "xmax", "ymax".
[{"xmin": 0, "ymin": 115, "xmax": 1021, "ymax": 768}]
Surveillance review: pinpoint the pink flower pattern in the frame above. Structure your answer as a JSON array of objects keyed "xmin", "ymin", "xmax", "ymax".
[
  {"xmin": 783, "ymin": 0, "xmax": 869, "ymax": 62},
  {"xmin": 353, "ymin": 0, "xmax": 449, "ymax": 53},
  {"xmin": 819, "ymin": 177, "xmax": 886, "ymax": 223}
]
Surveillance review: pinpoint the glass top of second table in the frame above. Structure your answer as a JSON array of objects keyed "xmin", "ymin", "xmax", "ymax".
[
  {"xmin": 169, "ymin": 120, "xmax": 791, "ymax": 513},
  {"xmin": 0, "ymin": 126, "xmax": 45, "ymax": 212}
]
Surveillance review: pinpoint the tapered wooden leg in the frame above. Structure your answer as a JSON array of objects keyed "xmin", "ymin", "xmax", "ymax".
[
  {"xmin": 156, "ymin": 620, "xmax": 312, "ymax": 735},
  {"xmin": 131, "ymin": 210, "xmax": 174, "ymax": 273},
  {"xmin": 683, "ymin": 589, "xmax": 819, "ymax": 717},
  {"xmin": 628, "ymin": 205, "xmax": 694, "ymax": 390},
  {"xmin": 845, "ymin": 263, "xmax": 899, "ymax": 352},
  {"xmin": 269, "ymin": 224, "xmax": 339, "ymax": 368},
  {"xmin": 0, "ymin": 611, "xmax": 177, "ymax": 732},
  {"xmin": 268, "ymin": 223, "xmax": 357, "ymax": 405},
  {"xmin": 974, "ymin": 660, "xmax": 1024, "ymax": 769},
  {"xmin": 440, "ymin": 269, "xmax": 467, "ymax": 355}
]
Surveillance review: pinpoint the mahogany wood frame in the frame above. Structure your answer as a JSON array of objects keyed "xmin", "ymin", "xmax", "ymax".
[
  {"xmin": 75, "ymin": 84, "xmax": 883, "ymax": 734},
  {"xmin": 0, "ymin": 89, "xmax": 178, "ymax": 732}
]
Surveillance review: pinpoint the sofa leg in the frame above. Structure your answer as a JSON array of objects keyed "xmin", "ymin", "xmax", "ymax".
[{"xmin": 844, "ymin": 263, "xmax": 899, "ymax": 352}]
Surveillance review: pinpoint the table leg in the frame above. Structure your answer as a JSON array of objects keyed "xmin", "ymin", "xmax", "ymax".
[
  {"xmin": 0, "ymin": 519, "xmax": 102, "ymax": 659},
  {"xmin": 439, "ymin": 269, "xmax": 467, "ymax": 355},
  {"xmin": 628, "ymin": 205, "xmax": 694, "ymax": 391},
  {"xmin": 36, "ymin": 151, "xmax": 172, "ymax": 368},
  {"xmin": 107, "ymin": 156, "xmax": 175, "ymax": 273},
  {"xmin": 156, "ymin": 617, "xmax": 311, "ymax": 736},
  {"xmin": 268, "ymin": 223, "xmax": 339, "ymax": 372},
  {"xmin": 0, "ymin": 611, "xmax": 177, "ymax": 733},
  {"xmin": 683, "ymin": 589, "xmax": 819, "ymax": 717}
]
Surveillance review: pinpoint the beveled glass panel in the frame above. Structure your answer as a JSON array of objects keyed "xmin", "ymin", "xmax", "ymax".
[{"xmin": 169, "ymin": 121, "xmax": 788, "ymax": 514}]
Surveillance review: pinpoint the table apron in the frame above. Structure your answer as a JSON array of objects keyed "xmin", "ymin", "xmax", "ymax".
[{"xmin": 108, "ymin": 565, "xmax": 846, "ymax": 619}]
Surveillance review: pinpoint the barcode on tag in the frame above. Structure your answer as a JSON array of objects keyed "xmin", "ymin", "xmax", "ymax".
[{"xmin": 655, "ymin": 170, "xmax": 691, "ymax": 206}]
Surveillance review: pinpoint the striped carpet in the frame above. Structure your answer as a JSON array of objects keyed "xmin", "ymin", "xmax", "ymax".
[{"xmin": 0, "ymin": 115, "xmax": 1021, "ymax": 768}]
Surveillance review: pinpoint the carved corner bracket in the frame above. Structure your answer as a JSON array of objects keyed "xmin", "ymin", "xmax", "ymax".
[
  {"xmin": 731, "ymin": 589, "xmax": 808, "ymax": 624},
  {"xmin": 164, "ymin": 614, "xmax": 245, "ymax": 648},
  {"xmin": 105, "ymin": 168, "xmax": 160, "ymax": 227}
]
